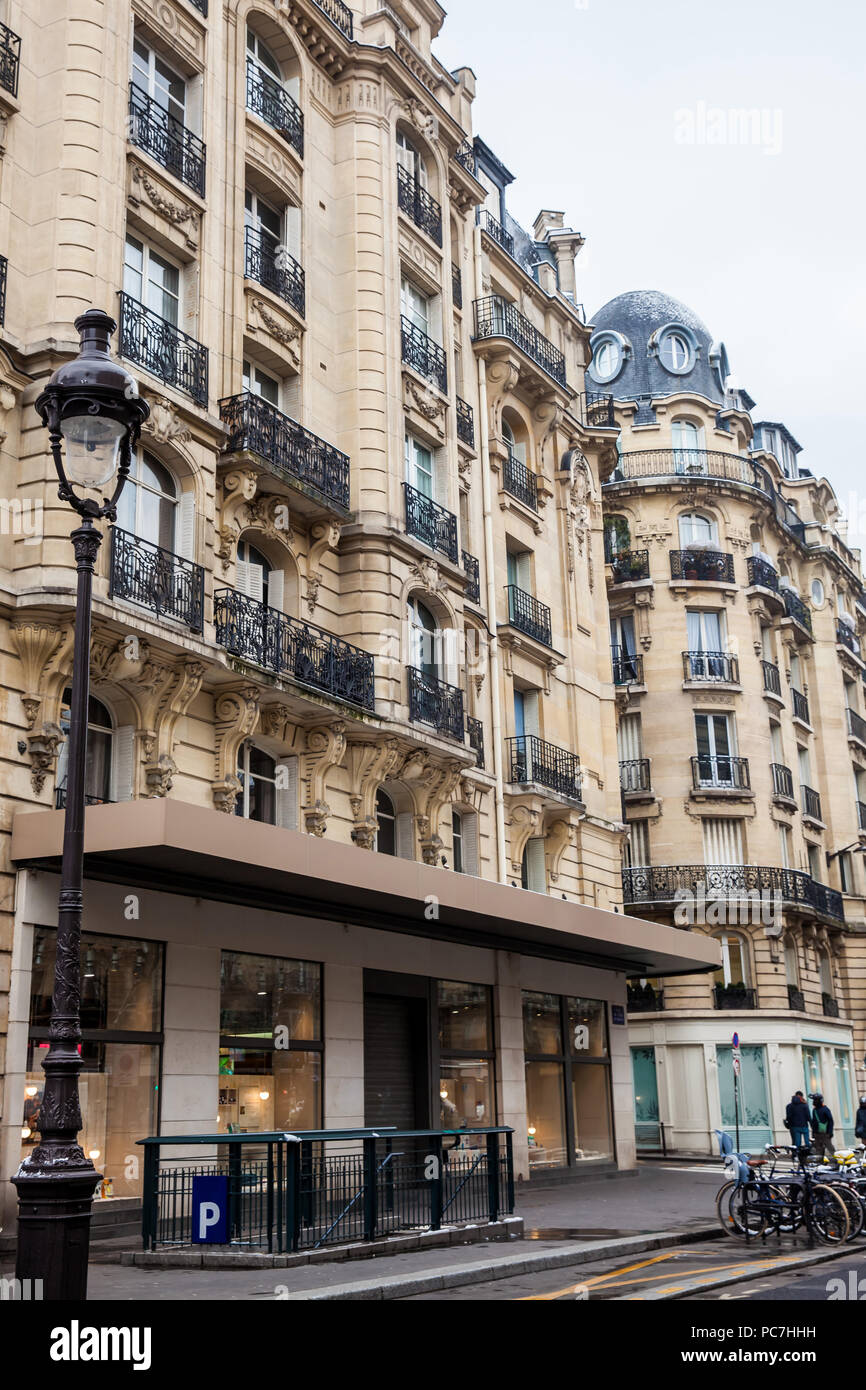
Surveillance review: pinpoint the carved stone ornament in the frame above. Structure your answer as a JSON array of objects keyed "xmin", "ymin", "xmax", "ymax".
[
  {"xmin": 130, "ymin": 163, "xmax": 200, "ymax": 247},
  {"xmin": 27, "ymin": 723, "xmax": 64, "ymax": 795},
  {"xmin": 411, "ymin": 556, "xmax": 448, "ymax": 596},
  {"xmin": 142, "ymin": 393, "xmax": 193, "ymax": 446},
  {"xmin": 249, "ymin": 297, "xmax": 303, "ymax": 364},
  {"xmin": 305, "ymin": 800, "xmax": 330, "ymax": 837},
  {"xmin": 403, "ymin": 373, "xmax": 447, "ymax": 433},
  {"xmin": 213, "ymin": 775, "xmax": 242, "ymax": 815},
  {"xmin": 144, "ymin": 754, "xmax": 177, "ymax": 798},
  {"xmin": 398, "ymin": 97, "xmax": 438, "ymax": 142},
  {"xmin": 215, "ymin": 525, "xmax": 240, "ymax": 573}
]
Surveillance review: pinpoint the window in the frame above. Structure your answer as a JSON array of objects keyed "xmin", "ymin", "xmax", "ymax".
[
  {"xmin": 678, "ymin": 512, "xmax": 717, "ymax": 547},
  {"xmin": 686, "ymin": 609, "xmax": 724, "ymax": 653},
  {"xmin": 523, "ymin": 990, "xmax": 613, "ymax": 1168},
  {"xmin": 236, "ymin": 538, "xmax": 283, "ymax": 609},
  {"xmin": 124, "ymin": 233, "xmax": 180, "ymax": 325},
  {"xmin": 451, "ymin": 810, "xmax": 463, "ymax": 873},
  {"xmin": 811, "ymin": 578, "xmax": 825, "ymax": 607},
  {"xmin": 770, "ymin": 721, "xmax": 784, "ymax": 765},
  {"xmin": 247, "ymin": 29, "xmax": 283, "ymax": 81},
  {"xmin": 617, "ymin": 711, "xmax": 643, "ymax": 763},
  {"xmin": 604, "ymin": 515, "xmax": 630, "ymax": 559},
  {"xmin": 502, "ymin": 418, "xmax": 527, "ymax": 462},
  {"xmin": 405, "ymin": 431, "xmax": 434, "ymax": 498},
  {"xmin": 672, "ymin": 420, "xmax": 704, "ymax": 470},
  {"xmin": 798, "ymin": 744, "xmax": 812, "ymax": 787},
  {"xmin": 514, "ymin": 687, "xmax": 540, "ymax": 739},
  {"xmin": 243, "ymin": 359, "xmax": 280, "ymax": 406},
  {"xmin": 132, "ymin": 36, "xmax": 187, "ymax": 126},
  {"xmin": 235, "ymin": 743, "xmax": 278, "ymax": 824},
  {"xmin": 807, "ymin": 842, "xmax": 823, "ymax": 883},
  {"xmin": 451, "ymin": 810, "xmax": 478, "ymax": 876},
  {"xmin": 55, "ymin": 691, "xmax": 117, "ymax": 806},
  {"xmin": 590, "ymin": 335, "xmax": 621, "ymax": 383},
  {"xmin": 713, "ymin": 933, "xmax": 749, "ymax": 988},
  {"xmin": 116, "ymin": 450, "xmax": 178, "ymax": 552},
  {"xmin": 375, "ymin": 788, "xmax": 396, "ymax": 855},
  {"xmin": 408, "ymin": 595, "xmax": 438, "ymax": 677},
  {"xmin": 396, "ymin": 127, "xmax": 427, "ymax": 188},
  {"xmin": 694, "ymin": 712, "xmax": 735, "ymax": 784},
  {"xmin": 610, "ymin": 612, "xmax": 641, "ymax": 682},
  {"xmin": 784, "ymin": 936, "xmax": 799, "ymax": 986},
  {"xmin": 401, "ymin": 277, "xmax": 431, "ymax": 335},
  {"xmin": 506, "ymin": 548, "xmax": 532, "ymax": 593},
  {"xmin": 779, "ymin": 823, "xmax": 792, "ymax": 868},
  {"xmin": 702, "ymin": 817, "xmax": 743, "ymax": 865},
  {"xmin": 438, "ymin": 981, "xmax": 494, "ymax": 1136},
  {"xmin": 839, "ymin": 851, "xmax": 854, "ymax": 895},
  {"xmin": 659, "ymin": 329, "xmax": 692, "ymax": 373},
  {"xmin": 521, "ymin": 838, "xmax": 546, "ymax": 893},
  {"xmin": 625, "ymin": 818, "xmax": 650, "ymax": 867},
  {"xmin": 790, "ymin": 653, "xmax": 803, "ymax": 693},
  {"xmin": 818, "ymin": 949, "xmax": 833, "ymax": 997},
  {"xmin": 245, "ymin": 188, "xmax": 282, "ymax": 256}
]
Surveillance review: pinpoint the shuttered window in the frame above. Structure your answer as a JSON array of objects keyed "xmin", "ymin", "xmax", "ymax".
[
  {"xmin": 617, "ymin": 713, "xmax": 643, "ymax": 762},
  {"xmin": 625, "ymin": 819, "xmax": 649, "ymax": 868},
  {"xmin": 702, "ymin": 817, "xmax": 743, "ymax": 865},
  {"xmin": 522, "ymin": 837, "xmax": 546, "ymax": 893}
]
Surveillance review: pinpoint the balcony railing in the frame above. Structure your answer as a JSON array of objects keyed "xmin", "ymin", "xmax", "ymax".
[
  {"xmin": 507, "ymin": 734, "xmax": 582, "ymax": 800},
  {"xmin": 244, "ymin": 225, "xmax": 305, "ymax": 317},
  {"xmin": 110, "ymin": 527, "xmax": 204, "ymax": 632},
  {"xmin": 762, "ymin": 660, "xmax": 782, "ymax": 697},
  {"xmin": 245, "ymin": 61, "xmax": 304, "ymax": 157},
  {"xmin": 397, "ymin": 165, "xmax": 443, "ymax": 246},
  {"xmin": 189, "ymin": 0, "xmax": 207, "ymax": 13},
  {"xmin": 118, "ymin": 292, "xmax": 208, "ymax": 406},
  {"xmin": 691, "ymin": 755, "xmax": 751, "ymax": 791},
  {"xmin": 787, "ymin": 984, "xmax": 805, "ymax": 1012},
  {"xmin": 219, "ymin": 392, "xmax": 350, "ymax": 512},
  {"xmin": 611, "ymin": 646, "xmax": 643, "ymax": 686},
  {"xmin": 0, "ymin": 254, "xmax": 6, "ymax": 327},
  {"xmin": 848, "ymin": 707, "xmax": 866, "ymax": 745},
  {"xmin": 313, "ymin": 0, "xmax": 354, "ymax": 39},
  {"xmin": 462, "ymin": 549, "xmax": 480, "ymax": 604},
  {"xmin": 627, "ymin": 985, "xmax": 664, "ymax": 1013},
  {"xmin": 857, "ymin": 800, "xmax": 866, "ymax": 832},
  {"xmin": 771, "ymin": 763, "xmax": 795, "ymax": 801},
  {"xmin": 456, "ymin": 396, "xmax": 474, "ymax": 447},
  {"xmin": 792, "ymin": 687, "xmax": 810, "ymax": 724},
  {"xmin": 55, "ymin": 789, "xmax": 113, "ymax": 810},
  {"xmin": 747, "ymin": 556, "xmax": 779, "ymax": 591},
  {"xmin": 505, "ymin": 585, "xmax": 552, "ymax": 647},
  {"xmin": 467, "ymin": 715, "xmax": 484, "ymax": 769},
  {"xmin": 670, "ymin": 549, "xmax": 735, "ymax": 583},
  {"xmin": 622, "ymin": 864, "xmax": 844, "ymax": 924},
  {"xmin": 452, "ymin": 262, "xmax": 462, "ymax": 309},
  {"xmin": 714, "ymin": 984, "xmax": 757, "ymax": 1010},
  {"xmin": 583, "ymin": 392, "xmax": 616, "ymax": 428},
  {"xmin": 215, "ymin": 588, "xmax": 375, "ymax": 710},
  {"xmin": 607, "ymin": 549, "xmax": 650, "ymax": 583},
  {"xmin": 620, "ymin": 758, "xmax": 651, "ymax": 795},
  {"xmin": 783, "ymin": 588, "xmax": 813, "ymax": 636},
  {"xmin": 407, "ymin": 666, "xmax": 465, "ymax": 740},
  {"xmin": 404, "ymin": 482, "xmax": 458, "ymax": 563},
  {"xmin": 837, "ymin": 620, "xmax": 861, "ymax": 656},
  {"xmin": 823, "ymin": 994, "xmax": 840, "ymax": 1018},
  {"xmin": 479, "ymin": 209, "xmax": 515, "ymax": 257},
  {"xmin": 401, "ymin": 314, "xmax": 447, "ymax": 393},
  {"xmin": 473, "ymin": 296, "xmax": 567, "ymax": 388},
  {"xmin": 801, "ymin": 784, "xmax": 822, "ymax": 822},
  {"xmin": 0, "ymin": 22, "xmax": 20, "ymax": 98},
  {"xmin": 503, "ymin": 450, "xmax": 538, "ymax": 511},
  {"xmin": 453, "ymin": 139, "xmax": 475, "ymax": 172},
  {"xmin": 128, "ymin": 83, "xmax": 206, "ymax": 197},
  {"xmin": 682, "ymin": 650, "xmax": 739, "ymax": 683}
]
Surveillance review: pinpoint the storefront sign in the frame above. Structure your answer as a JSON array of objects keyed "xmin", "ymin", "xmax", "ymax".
[
  {"xmin": 192, "ymin": 1176, "xmax": 229, "ymax": 1244},
  {"xmin": 611, "ymin": 1004, "xmax": 626, "ymax": 1025}
]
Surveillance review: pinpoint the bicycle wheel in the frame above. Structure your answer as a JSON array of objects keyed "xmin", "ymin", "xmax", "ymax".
[
  {"xmin": 810, "ymin": 1184, "xmax": 850, "ymax": 1244},
  {"xmin": 715, "ymin": 1180, "xmax": 739, "ymax": 1235},
  {"xmin": 727, "ymin": 1182, "xmax": 768, "ymax": 1239},
  {"xmin": 826, "ymin": 1183, "xmax": 864, "ymax": 1241}
]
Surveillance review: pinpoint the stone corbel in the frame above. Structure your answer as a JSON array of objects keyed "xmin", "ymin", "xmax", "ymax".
[
  {"xmin": 634, "ymin": 591, "xmax": 654, "ymax": 650},
  {"xmin": 10, "ymin": 621, "xmax": 74, "ymax": 731},
  {"xmin": 213, "ymin": 686, "xmax": 261, "ymax": 813},
  {"xmin": 410, "ymin": 756, "xmax": 464, "ymax": 859},
  {"xmin": 139, "ymin": 658, "xmax": 206, "ymax": 793},
  {"xmin": 305, "ymin": 521, "xmax": 342, "ymax": 618},
  {"xmin": 26, "ymin": 723, "xmax": 64, "ymax": 796},
  {"xmin": 507, "ymin": 800, "xmax": 544, "ymax": 876},
  {"xmin": 302, "ymin": 722, "xmax": 347, "ymax": 836},
  {"xmin": 544, "ymin": 817, "xmax": 577, "ymax": 884},
  {"xmin": 141, "ymin": 393, "xmax": 193, "ymax": 448},
  {"xmin": 481, "ymin": 354, "xmax": 521, "ymax": 441},
  {"xmin": 530, "ymin": 395, "xmax": 564, "ymax": 473},
  {"xmin": 348, "ymin": 737, "xmax": 405, "ymax": 846},
  {"xmin": 542, "ymin": 657, "xmax": 561, "ymax": 696},
  {"xmin": 144, "ymin": 754, "xmax": 177, "ymax": 799},
  {"xmin": 415, "ymin": 815, "xmax": 444, "ymax": 866}
]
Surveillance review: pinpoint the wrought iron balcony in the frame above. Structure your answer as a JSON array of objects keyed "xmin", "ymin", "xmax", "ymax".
[
  {"xmin": 462, "ymin": 549, "xmax": 480, "ymax": 604},
  {"xmin": 823, "ymin": 993, "xmax": 840, "ymax": 1018},
  {"xmin": 787, "ymin": 984, "xmax": 805, "ymax": 1012},
  {"xmin": 611, "ymin": 448, "xmax": 761, "ymax": 487},
  {"xmin": 128, "ymin": 83, "xmax": 206, "ymax": 197},
  {"xmin": 620, "ymin": 758, "xmax": 651, "ymax": 795},
  {"xmin": 783, "ymin": 588, "xmax": 813, "ymax": 636},
  {"xmin": 762, "ymin": 660, "xmax": 782, "ymax": 697},
  {"xmin": 507, "ymin": 734, "xmax": 582, "ymax": 800},
  {"xmin": 801, "ymin": 784, "xmax": 822, "ymax": 822},
  {"xmin": 456, "ymin": 396, "xmax": 474, "ymax": 447},
  {"xmin": 747, "ymin": 556, "xmax": 779, "ymax": 591},
  {"xmin": 0, "ymin": 21, "xmax": 20, "ymax": 98},
  {"xmin": 0, "ymin": 254, "xmax": 6, "ymax": 327},
  {"xmin": 837, "ymin": 620, "xmax": 861, "ymax": 656},
  {"xmin": 583, "ymin": 391, "xmax": 616, "ymax": 428},
  {"xmin": 219, "ymin": 392, "xmax": 350, "ymax": 513},
  {"xmin": 858, "ymin": 800, "xmax": 866, "ymax": 832},
  {"xmin": 505, "ymin": 585, "xmax": 552, "ymax": 647},
  {"xmin": 215, "ymin": 588, "xmax": 375, "ymax": 710},
  {"xmin": 244, "ymin": 225, "xmax": 305, "ymax": 317},
  {"xmin": 407, "ymin": 665, "xmax": 464, "ymax": 740},
  {"xmin": 771, "ymin": 763, "xmax": 795, "ymax": 801},
  {"xmin": 607, "ymin": 549, "xmax": 650, "ymax": 583},
  {"xmin": 714, "ymin": 984, "xmax": 757, "ymax": 1010},
  {"xmin": 452, "ymin": 262, "xmax": 462, "ymax": 309},
  {"xmin": 627, "ymin": 985, "xmax": 664, "ymax": 1013},
  {"xmin": 118, "ymin": 292, "xmax": 208, "ymax": 405},
  {"xmin": 473, "ymin": 296, "xmax": 567, "ymax": 388},
  {"xmin": 403, "ymin": 481, "xmax": 458, "ymax": 563},
  {"xmin": 691, "ymin": 755, "xmax": 750, "ymax": 791},
  {"xmin": 479, "ymin": 209, "xmax": 514, "ymax": 257},
  {"xmin": 55, "ymin": 789, "xmax": 113, "ymax": 810},
  {"xmin": 622, "ymin": 863, "xmax": 844, "ymax": 924},
  {"xmin": 792, "ymin": 687, "xmax": 810, "ymax": 724},
  {"xmin": 190, "ymin": 0, "xmax": 207, "ymax": 13},
  {"xmin": 397, "ymin": 165, "xmax": 442, "ymax": 245},
  {"xmin": 848, "ymin": 706, "xmax": 866, "ymax": 745},
  {"xmin": 683, "ymin": 650, "xmax": 739, "ymax": 683},
  {"xmin": 466, "ymin": 715, "xmax": 484, "ymax": 768},
  {"xmin": 245, "ymin": 61, "xmax": 304, "ymax": 157},
  {"xmin": 401, "ymin": 314, "xmax": 447, "ymax": 393},
  {"xmin": 611, "ymin": 646, "xmax": 643, "ymax": 686},
  {"xmin": 670, "ymin": 549, "xmax": 735, "ymax": 583},
  {"xmin": 312, "ymin": 0, "xmax": 354, "ymax": 39},
  {"xmin": 503, "ymin": 449, "xmax": 538, "ymax": 511},
  {"xmin": 110, "ymin": 527, "xmax": 204, "ymax": 632},
  {"xmin": 453, "ymin": 139, "xmax": 475, "ymax": 172}
]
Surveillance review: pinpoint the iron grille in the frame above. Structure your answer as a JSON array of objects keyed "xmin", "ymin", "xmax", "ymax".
[
  {"xmin": 479, "ymin": 209, "xmax": 514, "ymax": 257},
  {"xmin": 857, "ymin": 800, "xmax": 866, "ymax": 831},
  {"xmin": 670, "ymin": 549, "xmax": 735, "ymax": 583},
  {"xmin": 245, "ymin": 62, "xmax": 304, "ymax": 157},
  {"xmin": 219, "ymin": 392, "xmax": 350, "ymax": 513},
  {"xmin": 473, "ymin": 296, "xmax": 567, "ymax": 387},
  {"xmin": 583, "ymin": 392, "xmax": 615, "ymax": 427},
  {"xmin": 801, "ymin": 784, "xmax": 822, "ymax": 821},
  {"xmin": 714, "ymin": 984, "xmax": 757, "ymax": 1010},
  {"xmin": 611, "ymin": 646, "xmax": 643, "ymax": 685},
  {"xmin": 627, "ymin": 986, "xmax": 664, "ymax": 1013},
  {"xmin": 837, "ymin": 620, "xmax": 860, "ymax": 655},
  {"xmin": 462, "ymin": 550, "xmax": 480, "ymax": 604},
  {"xmin": 0, "ymin": 254, "xmax": 6, "ymax": 327},
  {"xmin": 505, "ymin": 585, "xmax": 552, "ymax": 646},
  {"xmin": 0, "ymin": 21, "xmax": 19, "ymax": 98},
  {"xmin": 189, "ymin": 0, "xmax": 208, "ymax": 13},
  {"xmin": 620, "ymin": 758, "xmax": 651, "ymax": 794},
  {"xmin": 792, "ymin": 688, "xmax": 810, "ymax": 724},
  {"xmin": 508, "ymin": 735, "xmax": 581, "ymax": 799},
  {"xmin": 128, "ymin": 83, "xmax": 206, "ymax": 196},
  {"xmin": 608, "ymin": 549, "xmax": 649, "ymax": 583},
  {"xmin": 400, "ymin": 315, "xmax": 447, "ymax": 393},
  {"xmin": 407, "ymin": 666, "xmax": 465, "ymax": 740},
  {"xmin": 215, "ymin": 588, "xmax": 375, "ymax": 710},
  {"xmin": 453, "ymin": 139, "xmax": 475, "ymax": 172},
  {"xmin": 747, "ymin": 556, "xmax": 778, "ymax": 591},
  {"xmin": 55, "ymin": 790, "xmax": 113, "ymax": 810},
  {"xmin": 783, "ymin": 588, "xmax": 813, "ymax": 636},
  {"xmin": 244, "ymin": 225, "xmax": 305, "ymax": 317},
  {"xmin": 682, "ymin": 650, "xmax": 739, "ymax": 683},
  {"xmin": 621, "ymin": 864, "xmax": 844, "ymax": 924},
  {"xmin": 503, "ymin": 450, "xmax": 538, "ymax": 511},
  {"xmin": 466, "ymin": 715, "xmax": 484, "ymax": 768},
  {"xmin": 110, "ymin": 527, "xmax": 204, "ymax": 632},
  {"xmin": 403, "ymin": 482, "xmax": 458, "ymax": 563},
  {"xmin": 848, "ymin": 707, "xmax": 866, "ymax": 744},
  {"xmin": 771, "ymin": 763, "xmax": 795, "ymax": 800},
  {"xmin": 397, "ymin": 165, "xmax": 442, "ymax": 245},
  {"xmin": 456, "ymin": 396, "xmax": 474, "ymax": 447},
  {"xmin": 822, "ymin": 994, "xmax": 840, "ymax": 1018},
  {"xmin": 787, "ymin": 984, "xmax": 805, "ymax": 1011},
  {"xmin": 690, "ymin": 755, "xmax": 750, "ymax": 791},
  {"xmin": 452, "ymin": 262, "xmax": 462, "ymax": 309},
  {"xmin": 312, "ymin": 0, "xmax": 354, "ymax": 38},
  {"xmin": 118, "ymin": 292, "xmax": 208, "ymax": 406},
  {"xmin": 762, "ymin": 660, "xmax": 782, "ymax": 696}
]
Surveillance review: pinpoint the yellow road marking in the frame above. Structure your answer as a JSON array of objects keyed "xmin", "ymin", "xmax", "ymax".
[
  {"xmin": 518, "ymin": 1251, "xmax": 799, "ymax": 1302},
  {"xmin": 518, "ymin": 1252, "xmax": 678, "ymax": 1300}
]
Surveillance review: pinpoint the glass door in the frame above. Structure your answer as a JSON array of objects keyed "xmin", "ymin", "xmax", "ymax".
[{"xmin": 718, "ymin": 1044, "xmax": 772, "ymax": 1149}]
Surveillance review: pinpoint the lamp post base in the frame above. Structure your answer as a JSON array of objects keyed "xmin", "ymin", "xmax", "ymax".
[{"xmin": 12, "ymin": 1161, "xmax": 101, "ymax": 1301}]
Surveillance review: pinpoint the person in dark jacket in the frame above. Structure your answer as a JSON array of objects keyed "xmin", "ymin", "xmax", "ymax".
[
  {"xmin": 784, "ymin": 1091, "xmax": 811, "ymax": 1149},
  {"xmin": 855, "ymin": 1096, "xmax": 866, "ymax": 1147},
  {"xmin": 810, "ymin": 1093, "xmax": 836, "ymax": 1163}
]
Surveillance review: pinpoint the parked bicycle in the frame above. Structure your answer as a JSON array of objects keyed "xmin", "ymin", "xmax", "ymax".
[{"xmin": 714, "ymin": 1131, "xmax": 850, "ymax": 1244}]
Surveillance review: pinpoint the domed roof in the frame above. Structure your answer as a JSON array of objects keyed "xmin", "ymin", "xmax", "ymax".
[{"xmin": 588, "ymin": 290, "xmax": 724, "ymax": 404}]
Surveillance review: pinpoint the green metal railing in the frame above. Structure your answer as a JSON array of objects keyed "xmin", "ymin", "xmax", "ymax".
[{"xmin": 139, "ymin": 1127, "xmax": 514, "ymax": 1252}]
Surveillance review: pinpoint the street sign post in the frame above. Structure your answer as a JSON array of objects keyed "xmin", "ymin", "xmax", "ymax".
[{"xmin": 732, "ymin": 1033, "xmax": 741, "ymax": 1151}]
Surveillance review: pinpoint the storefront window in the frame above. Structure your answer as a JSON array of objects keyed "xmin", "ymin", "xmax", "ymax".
[
  {"xmin": 835, "ymin": 1050, "xmax": 854, "ymax": 1140},
  {"xmin": 522, "ymin": 991, "xmax": 562, "ymax": 1055},
  {"xmin": 437, "ymin": 980, "xmax": 494, "ymax": 1142},
  {"xmin": 525, "ymin": 1062, "xmax": 567, "ymax": 1168},
  {"xmin": 219, "ymin": 951, "xmax": 322, "ymax": 1133},
  {"xmin": 803, "ymin": 1045, "xmax": 822, "ymax": 1098},
  {"xmin": 523, "ymin": 990, "xmax": 614, "ymax": 1169}
]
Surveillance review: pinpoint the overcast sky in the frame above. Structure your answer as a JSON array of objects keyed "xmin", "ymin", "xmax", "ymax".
[{"xmin": 435, "ymin": 0, "xmax": 866, "ymax": 540}]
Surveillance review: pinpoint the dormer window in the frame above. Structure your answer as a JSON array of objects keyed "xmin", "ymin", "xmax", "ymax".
[{"xmin": 658, "ymin": 328, "xmax": 693, "ymax": 374}]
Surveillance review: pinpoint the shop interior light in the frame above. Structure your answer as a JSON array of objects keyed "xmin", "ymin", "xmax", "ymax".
[
  {"xmin": 25, "ymin": 1085, "xmax": 38, "ymax": 1097},
  {"xmin": 21, "ymin": 1126, "xmax": 31, "ymax": 1139},
  {"xmin": 258, "ymin": 1090, "xmax": 270, "ymax": 1101},
  {"xmin": 88, "ymin": 1149, "xmax": 101, "ymax": 1161}
]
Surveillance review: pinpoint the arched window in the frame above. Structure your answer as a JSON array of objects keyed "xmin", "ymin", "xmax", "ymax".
[
  {"xmin": 502, "ymin": 417, "xmax": 527, "ymax": 464},
  {"xmin": 235, "ymin": 743, "xmax": 278, "ymax": 824},
  {"xmin": 396, "ymin": 128, "xmax": 427, "ymax": 188},
  {"xmin": 247, "ymin": 28, "xmax": 282, "ymax": 81},
  {"xmin": 56, "ymin": 691, "xmax": 114, "ymax": 806},
  {"xmin": 521, "ymin": 838, "xmax": 546, "ymax": 893},
  {"xmin": 375, "ymin": 788, "xmax": 396, "ymax": 855},
  {"xmin": 236, "ymin": 538, "xmax": 286, "ymax": 612},
  {"xmin": 452, "ymin": 809, "xmax": 479, "ymax": 876},
  {"xmin": 678, "ymin": 512, "xmax": 717, "ymax": 547},
  {"xmin": 784, "ymin": 936, "xmax": 800, "ymax": 987},
  {"xmin": 659, "ymin": 330, "xmax": 692, "ymax": 373},
  {"xmin": 712, "ymin": 933, "xmax": 750, "ymax": 989},
  {"xmin": 116, "ymin": 450, "xmax": 178, "ymax": 552},
  {"xmin": 408, "ymin": 595, "xmax": 438, "ymax": 678},
  {"xmin": 672, "ymin": 420, "xmax": 704, "ymax": 472},
  {"xmin": 819, "ymin": 949, "xmax": 834, "ymax": 999}
]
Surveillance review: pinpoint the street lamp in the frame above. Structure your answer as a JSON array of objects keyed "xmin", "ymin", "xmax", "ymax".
[{"xmin": 11, "ymin": 310, "xmax": 148, "ymax": 1300}]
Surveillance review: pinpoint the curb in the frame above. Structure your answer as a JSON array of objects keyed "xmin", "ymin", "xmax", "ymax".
[{"xmin": 620, "ymin": 1242, "xmax": 861, "ymax": 1301}]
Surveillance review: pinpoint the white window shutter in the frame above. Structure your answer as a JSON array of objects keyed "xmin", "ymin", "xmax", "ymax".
[
  {"xmin": 433, "ymin": 450, "xmax": 448, "ymax": 508},
  {"xmin": 396, "ymin": 811, "xmax": 415, "ymax": 860},
  {"xmin": 235, "ymin": 558, "xmax": 251, "ymax": 597},
  {"xmin": 110, "ymin": 726, "xmax": 136, "ymax": 803},
  {"xmin": 702, "ymin": 817, "xmax": 743, "ymax": 865},
  {"xmin": 246, "ymin": 563, "xmax": 264, "ymax": 604},
  {"xmin": 275, "ymin": 758, "xmax": 298, "ymax": 831},
  {"xmin": 442, "ymin": 627, "xmax": 460, "ymax": 687},
  {"xmin": 515, "ymin": 552, "xmax": 531, "ymax": 591},
  {"xmin": 462, "ymin": 812, "xmax": 479, "ymax": 876},
  {"xmin": 268, "ymin": 569, "xmax": 285, "ymax": 613},
  {"xmin": 176, "ymin": 491, "xmax": 196, "ymax": 561},
  {"xmin": 284, "ymin": 204, "xmax": 301, "ymax": 265},
  {"xmin": 525, "ymin": 837, "xmax": 546, "ymax": 893},
  {"xmin": 618, "ymin": 713, "xmax": 642, "ymax": 762},
  {"xmin": 524, "ymin": 690, "xmax": 540, "ymax": 736}
]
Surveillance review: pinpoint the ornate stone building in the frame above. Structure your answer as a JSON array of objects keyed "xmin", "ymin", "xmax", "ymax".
[
  {"xmin": 0, "ymin": 3, "xmax": 717, "ymax": 1239},
  {"xmin": 594, "ymin": 290, "xmax": 866, "ymax": 1152}
]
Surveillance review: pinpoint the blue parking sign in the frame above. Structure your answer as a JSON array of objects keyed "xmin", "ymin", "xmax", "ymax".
[{"xmin": 192, "ymin": 1175, "xmax": 229, "ymax": 1244}]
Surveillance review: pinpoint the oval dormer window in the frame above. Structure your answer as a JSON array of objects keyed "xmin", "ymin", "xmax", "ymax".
[
  {"xmin": 590, "ymin": 335, "xmax": 621, "ymax": 384},
  {"xmin": 659, "ymin": 329, "xmax": 692, "ymax": 374}
]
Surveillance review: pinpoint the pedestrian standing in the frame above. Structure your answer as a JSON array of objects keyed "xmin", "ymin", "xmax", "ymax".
[
  {"xmin": 784, "ymin": 1090, "xmax": 811, "ymax": 1150},
  {"xmin": 855, "ymin": 1095, "xmax": 866, "ymax": 1149},
  {"xmin": 810, "ymin": 1092, "xmax": 836, "ymax": 1164}
]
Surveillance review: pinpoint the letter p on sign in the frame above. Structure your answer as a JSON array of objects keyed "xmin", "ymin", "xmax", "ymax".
[{"xmin": 192, "ymin": 1175, "xmax": 229, "ymax": 1244}]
